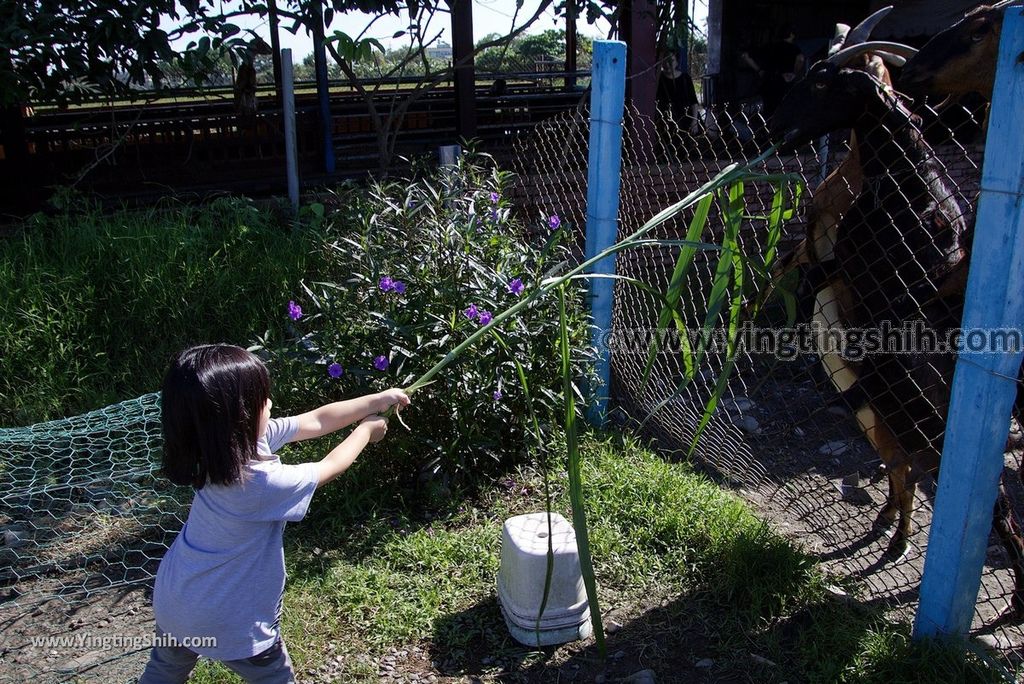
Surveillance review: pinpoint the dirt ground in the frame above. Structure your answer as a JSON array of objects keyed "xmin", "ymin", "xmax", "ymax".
[{"xmin": 612, "ymin": 352, "xmax": 1024, "ymax": 669}]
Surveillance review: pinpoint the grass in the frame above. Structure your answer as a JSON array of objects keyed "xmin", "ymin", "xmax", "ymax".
[
  {"xmin": 182, "ymin": 431, "xmax": 1007, "ymax": 683},
  {"xmin": 0, "ymin": 196, "xmax": 323, "ymax": 426}
]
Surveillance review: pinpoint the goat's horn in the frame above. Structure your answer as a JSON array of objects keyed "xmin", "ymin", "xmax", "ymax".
[
  {"xmin": 829, "ymin": 23, "xmax": 851, "ymax": 56},
  {"xmin": 872, "ymin": 50, "xmax": 911, "ymax": 67},
  {"xmin": 845, "ymin": 5, "xmax": 894, "ymax": 46},
  {"xmin": 827, "ymin": 41, "xmax": 918, "ymax": 68}
]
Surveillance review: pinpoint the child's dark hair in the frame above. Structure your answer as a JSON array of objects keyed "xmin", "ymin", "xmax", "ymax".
[{"xmin": 161, "ymin": 344, "xmax": 270, "ymax": 488}]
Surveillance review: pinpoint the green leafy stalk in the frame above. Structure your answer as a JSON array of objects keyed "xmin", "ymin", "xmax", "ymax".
[
  {"xmin": 559, "ymin": 284, "xmax": 605, "ymax": 654},
  {"xmin": 401, "ymin": 148, "xmax": 782, "ymax": 396},
  {"xmin": 381, "ymin": 145, "xmax": 791, "ymax": 654},
  {"xmin": 687, "ymin": 180, "xmax": 747, "ymax": 455},
  {"xmin": 640, "ymin": 193, "xmax": 714, "ymax": 387}
]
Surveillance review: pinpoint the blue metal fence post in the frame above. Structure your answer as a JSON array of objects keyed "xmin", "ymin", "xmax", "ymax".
[
  {"xmin": 914, "ymin": 7, "xmax": 1024, "ymax": 639},
  {"xmin": 584, "ymin": 41, "xmax": 627, "ymax": 426}
]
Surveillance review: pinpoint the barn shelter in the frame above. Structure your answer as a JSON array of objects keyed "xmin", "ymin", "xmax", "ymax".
[
  {"xmin": 0, "ymin": 0, "xmax": 986, "ymax": 214},
  {"xmin": 0, "ymin": 0, "xmax": 647, "ymax": 214},
  {"xmin": 0, "ymin": 1, "xmax": 573, "ymax": 213}
]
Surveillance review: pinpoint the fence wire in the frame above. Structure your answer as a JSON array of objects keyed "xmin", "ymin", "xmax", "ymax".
[
  {"xmin": 510, "ymin": 97, "xmax": 1024, "ymax": 664},
  {"xmin": 0, "ymin": 394, "xmax": 188, "ymax": 679}
]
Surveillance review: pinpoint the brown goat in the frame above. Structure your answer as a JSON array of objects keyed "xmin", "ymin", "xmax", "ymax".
[
  {"xmin": 772, "ymin": 7, "xmax": 903, "ymax": 292},
  {"xmin": 771, "ymin": 38, "xmax": 1024, "ymax": 613},
  {"xmin": 899, "ymin": 0, "xmax": 1022, "ymax": 98}
]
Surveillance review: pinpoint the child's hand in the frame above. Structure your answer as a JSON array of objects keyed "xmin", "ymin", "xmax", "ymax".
[
  {"xmin": 377, "ymin": 388, "xmax": 411, "ymax": 413},
  {"xmin": 358, "ymin": 414, "xmax": 389, "ymax": 443}
]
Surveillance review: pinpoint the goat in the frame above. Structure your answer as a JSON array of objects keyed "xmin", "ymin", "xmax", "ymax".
[
  {"xmin": 771, "ymin": 7, "xmax": 904, "ymax": 304},
  {"xmin": 899, "ymin": 0, "xmax": 1023, "ymax": 98},
  {"xmin": 898, "ymin": 0, "xmax": 1024, "ymax": 448},
  {"xmin": 766, "ymin": 8, "xmax": 923, "ymax": 553},
  {"xmin": 770, "ymin": 51, "xmax": 1024, "ymax": 613},
  {"xmin": 234, "ymin": 38, "xmax": 273, "ymax": 121}
]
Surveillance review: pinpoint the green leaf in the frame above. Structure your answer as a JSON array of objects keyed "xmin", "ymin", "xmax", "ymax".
[{"xmin": 640, "ymin": 193, "xmax": 714, "ymax": 389}]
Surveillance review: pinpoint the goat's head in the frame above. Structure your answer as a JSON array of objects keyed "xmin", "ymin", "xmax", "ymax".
[
  {"xmin": 769, "ymin": 40, "xmax": 918, "ymax": 150},
  {"xmin": 770, "ymin": 64, "xmax": 884, "ymax": 150},
  {"xmin": 899, "ymin": 1, "xmax": 1021, "ymax": 97}
]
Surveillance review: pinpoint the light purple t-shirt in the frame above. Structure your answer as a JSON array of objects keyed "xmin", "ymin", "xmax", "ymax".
[{"xmin": 152, "ymin": 416, "xmax": 320, "ymax": 660}]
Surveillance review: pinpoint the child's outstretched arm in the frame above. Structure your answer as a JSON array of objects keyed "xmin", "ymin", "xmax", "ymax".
[
  {"xmin": 316, "ymin": 415, "xmax": 389, "ymax": 486},
  {"xmin": 292, "ymin": 388, "xmax": 410, "ymax": 441}
]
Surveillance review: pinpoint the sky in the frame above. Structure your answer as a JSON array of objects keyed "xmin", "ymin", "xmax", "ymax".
[{"xmin": 167, "ymin": 1, "xmax": 708, "ymax": 61}]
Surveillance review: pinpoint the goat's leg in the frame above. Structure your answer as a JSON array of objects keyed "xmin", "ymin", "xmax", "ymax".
[
  {"xmin": 992, "ymin": 481, "xmax": 1024, "ymax": 615},
  {"xmin": 886, "ymin": 464, "xmax": 916, "ymax": 558},
  {"xmin": 875, "ymin": 466, "xmax": 900, "ymax": 526},
  {"xmin": 854, "ymin": 405, "xmax": 906, "ymax": 530}
]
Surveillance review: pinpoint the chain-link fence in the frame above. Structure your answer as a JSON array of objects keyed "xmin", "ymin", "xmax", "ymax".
[
  {"xmin": 0, "ymin": 394, "xmax": 188, "ymax": 680},
  {"xmin": 509, "ymin": 96, "xmax": 1024, "ymax": 663}
]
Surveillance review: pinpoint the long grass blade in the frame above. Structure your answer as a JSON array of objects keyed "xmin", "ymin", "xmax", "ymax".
[
  {"xmin": 636, "ymin": 181, "xmax": 743, "ymax": 429},
  {"xmin": 560, "ymin": 284, "xmax": 605, "ymax": 655},
  {"xmin": 687, "ymin": 181, "xmax": 748, "ymax": 454}
]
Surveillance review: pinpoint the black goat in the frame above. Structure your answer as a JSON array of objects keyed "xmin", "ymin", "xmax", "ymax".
[{"xmin": 770, "ymin": 58, "xmax": 1024, "ymax": 612}]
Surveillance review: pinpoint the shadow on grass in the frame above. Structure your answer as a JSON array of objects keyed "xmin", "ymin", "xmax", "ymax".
[{"xmin": 426, "ymin": 589, "xmax": 1007, "ymax": 683}]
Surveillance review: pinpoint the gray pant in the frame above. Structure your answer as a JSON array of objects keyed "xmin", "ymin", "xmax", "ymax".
[{"xmin": 138, "ymin": 629, "xmax": 296, "ymax": 684}]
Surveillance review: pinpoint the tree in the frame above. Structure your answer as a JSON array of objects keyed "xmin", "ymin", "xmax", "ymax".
[
  {"xmin": 0, "ymin": 0, "xmax": 426, "ymax": 106},
  {"xmin": 314, "ymin": 0, "xmax": 561, "ymax": 173}
]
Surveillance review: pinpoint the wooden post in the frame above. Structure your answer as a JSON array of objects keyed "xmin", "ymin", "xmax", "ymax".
[
  {"xmin": 267, "ymin": 0, "xmax": 283, "ymax": 107},
  {"xmin": 450, "ymin": 0, "xmax": 476, "ymax": 137},
  {"xmin": 914, "ymin": 7, "xmax": 1024, "ymax": 639},
  {"xmin": 310, "ymin": 0, "xmax": 335, "ymax": 173},
  {"xmin": 705, "ymin": 0, "xmax": 723, "ymax": 106},
  {"xmin": 566, "ymin": 0, "xmax": 578, "ymax": 91},
  {"xmin": 281, "ymin": 49, "xmax": 300, "ymax": 212},
  {"xmin": 584, "ymin": 41, "xmax": 627, "ymax": 426},
  {"xmin": 621, "ymin": 0, "xmax": 657, "ymax": 118}
]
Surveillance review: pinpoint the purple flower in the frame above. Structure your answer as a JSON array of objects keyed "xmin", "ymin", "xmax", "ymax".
[
  {"xmin": 508, "ymin": 277, "xmax": 524, "ymax": 296},
  {"xmin": 477, "ymin": 310, "xmax": 493, "ymax": 326},
  {"xmin": 490, "ymin": 209, "xmax": 499, "ymax": 222},
  {"xmin": 373, "ymin": 355, "xmax": 390, "ymax": 371},
  {"xmin": 489, "ymin": 191, "xmax": 500, "ymax": 203},
  {"xmin": 464, "ymin": 304, "xmax": 479, "ymax": 320},
  {"xmin": 493, "ymin": 389, "xmax": 503, "ymax": 402},
  {"xmin": 287, "ymin": 300, "xmax": 303, "ymax": 321},
  {"xmin": 379, "ymin": 276, "xmax": 395, "ymax": 292},
  {"xmin": 548, "ymin": 214, "xmax": 561, "ymax": 230},
  {"xmin": 328, "ymin": 363, "xmax": 344, "ymax": 378},
  {"xmin": 392, "ymin": 280, "xmax": 406, "ymax": 294}
]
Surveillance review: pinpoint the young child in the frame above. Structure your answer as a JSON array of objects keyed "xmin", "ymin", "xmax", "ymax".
[{"xmin": 139, "ymin": 344, "xmax": 409, "ymax": 683}]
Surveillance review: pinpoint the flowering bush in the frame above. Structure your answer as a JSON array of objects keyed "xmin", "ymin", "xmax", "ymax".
[{"xmin": 262, "ymin": 153, "xmax": 594, "ymax": 479}]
